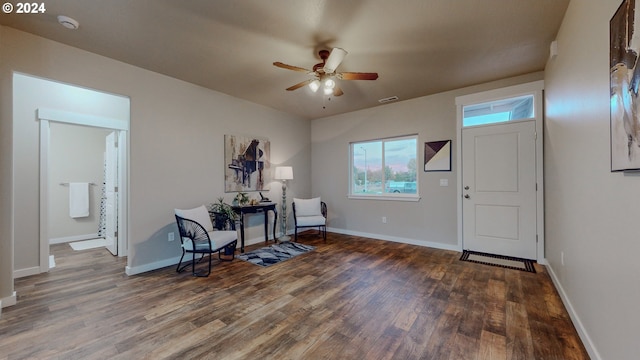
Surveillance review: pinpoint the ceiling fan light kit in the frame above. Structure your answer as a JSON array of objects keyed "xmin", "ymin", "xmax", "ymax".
[{"xmin": 273, "ymin": 47, "xmax": 378, "ymax": 98}]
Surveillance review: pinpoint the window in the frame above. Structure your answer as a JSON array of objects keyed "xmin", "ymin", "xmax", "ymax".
[
  {"xmin": 350, "ymin": 135, "xmax": 418, "ymax": 199},
  {"xmin": 462, "ymin": 94, "xmax": 534, "ymax": 127}
]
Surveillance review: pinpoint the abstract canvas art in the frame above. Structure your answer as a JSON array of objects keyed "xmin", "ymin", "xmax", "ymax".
[
  {"xmin": 610, "ymin": 0, "xmax": 640, "ymax": 171},
  {"xmin": 224, "ymin": 134, "xmax": 271, "ymax": 192},
  {"xmin": 424, "ymin": 140, "xmax": 451, "ymax": 172}
]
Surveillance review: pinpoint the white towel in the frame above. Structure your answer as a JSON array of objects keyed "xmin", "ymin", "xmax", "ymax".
[{"xmin": 69, "ymin": 182, "xmax": 89, "ymax": 218}]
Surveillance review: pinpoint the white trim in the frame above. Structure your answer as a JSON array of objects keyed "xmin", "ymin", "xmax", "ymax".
[
  {"xmin": 545, "ymin": 262, "xmax": 602, "ymax": 360},
  {"xmin": 126, "ymin": 256, "xmax": 182, "ymax": 276},
  {"xmin": 455, "ymin": 80, "xmax": 545, "ymax": 106},
  {"xmin": 347, "ymin": 195, "xmax": 421, "ymax": 202},
  {"xmin": 49, "ymin": 233, "xmax": 100, "ymax": 244},
  {"xmin": 39, "ymin": 119, "xmax": 50, "ymax": 273},
  {"xmin": 13, "ymin": 266, "xmax": 40, "ymax": 278},
  {"xmin": 455, "ymin": 80, "xmax": 545, "ymax": 263},
  {"xmin": 117, "ymin": 131, "xmax": 128, "ymax": 257},
  {"xmin": 37, "ymin": 108, "xmax": 128, "ymax": 131},
  {"xmin": 1, "ymin": 291, "xmax": 17, "ymax": 308},
  {"xmin": 326, "ymin": 227, "xmax": 460, "ymax": 252},
  {"xmin": 38, "ymin": 108, "xmax": 130, "ymax": 275}
]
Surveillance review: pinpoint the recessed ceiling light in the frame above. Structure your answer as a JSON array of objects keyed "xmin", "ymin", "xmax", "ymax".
[{"xmin": 57, "ymin": 15, "xmax": 79, "ymax": 30}]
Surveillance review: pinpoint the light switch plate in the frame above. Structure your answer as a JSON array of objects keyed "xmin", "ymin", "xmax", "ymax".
[{"xmin": 440, "ymin": 179, "xmax": 448, "ymax": 187}]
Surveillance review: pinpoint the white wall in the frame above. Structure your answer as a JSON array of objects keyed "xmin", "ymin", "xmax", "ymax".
[
  {"xmin": 49, "ymin": 122, "xmax": 112, "ymax": 241},
  {"xmin": 0, "ymin": 25, "xmax": 15, "ymax": 306},
  {"xmin": 0, "ymin": 26, "xmax": 310, "ymax": 284},
  {"xmin": 544, "ymin": 0, "xmax": 640, "ymax": 359},
  {"xmin": 311, "ymin": 72, "xmax": 543, "ymax": 250}
]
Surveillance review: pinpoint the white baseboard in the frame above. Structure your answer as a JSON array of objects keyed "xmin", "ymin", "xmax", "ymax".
[
  {"xmin": 1, "ymin": 291, "xmax": 17, "ymax": 308},
  {"xmin": 125, "ymin": 229, "xmax": 459, "ymax": 276},
  {"xmin": 545, "ymin": 261, "xmax": 601, "ymax": 360},
  {"xmin": 13, "ymin": 266, "xmax": 40, "ymax": 279},
  {"xmin": 326, "ymin": 227, "xmax": 461, "ymax": 252},
  {"xmin": 49, "ymin": 233, "xmax": 100, "ymax": 245},
  {"xmin": 126, "ymin": 256, "xmax": 182, "ymax": 276}
]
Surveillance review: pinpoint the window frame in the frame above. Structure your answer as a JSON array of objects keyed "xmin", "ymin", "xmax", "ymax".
[
  {"xmin": 348, "ymin": 134, "xmax": 420, "ymax": 201},
  {"xmin": 461, "ymin": 94, "xmax": 535, "ymax": 127}
]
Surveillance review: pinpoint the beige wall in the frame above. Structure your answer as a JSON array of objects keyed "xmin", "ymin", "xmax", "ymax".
[
  {"xmin": 49, "ymin": 123, "xmax": 112, "ymax": 241},
  {"xmin": 311, "ymin": 72, "xmax": 543, "ymax": 249},
  {"xmin": 0, "ymin": 26, "xmax": 310, "ymax": 286},
  {"xmin": 544, "ymin": 0, "xmax": 640, "ymax": 359},
  {"xmin": 0, "ymin": 26, "xmax": 15, "ymax": 304}
]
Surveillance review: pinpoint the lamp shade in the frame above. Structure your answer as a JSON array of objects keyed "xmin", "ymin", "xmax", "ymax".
[{"xmin": 274, "ymin": 166, "xmax": 293, "ymax": 180}]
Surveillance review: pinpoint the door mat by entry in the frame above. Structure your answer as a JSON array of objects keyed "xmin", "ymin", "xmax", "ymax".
[{"xmin": 460, "ymin": 250, "xmax": 536, "ymax": 273}]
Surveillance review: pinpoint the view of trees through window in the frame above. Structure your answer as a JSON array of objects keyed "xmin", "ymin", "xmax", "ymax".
[{"xmin": 350, "ymin": 135, "xmax": 418, "ymax": 196}]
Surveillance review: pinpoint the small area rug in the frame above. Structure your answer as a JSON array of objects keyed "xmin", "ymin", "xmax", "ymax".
[
  {"xmin": 69, "ymin": 238, "xmax": 107, "ymax": 251},
  {"xmin": 238, "ymin": 242, "xmax": 315, "ymax": 267},
  {"xmin": 460, "ymin": 250, "xmax": 536, "ymax": 273}
]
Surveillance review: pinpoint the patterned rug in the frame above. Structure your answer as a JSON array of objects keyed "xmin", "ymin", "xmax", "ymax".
[
  {"xmin": 238, "ymin": 242, "xmax": 315, "ymax": 267},
  {"xmin": 460, "ymin": 250, "xmax": 536, "ymax": 273}
]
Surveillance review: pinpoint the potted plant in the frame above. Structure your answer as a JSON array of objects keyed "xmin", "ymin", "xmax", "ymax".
[
  {"xmin": 234, "ymin": 192, "xmax": 249, "ymax": 206},
  {"xmin": 209, "ymin": 197, "xmax": 238, "ymax": 230}
]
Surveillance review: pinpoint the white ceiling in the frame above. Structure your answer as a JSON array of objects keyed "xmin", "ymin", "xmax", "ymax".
[{"xmin": 0, "ymin": 0, "xmax": 569, "ymax": 119}]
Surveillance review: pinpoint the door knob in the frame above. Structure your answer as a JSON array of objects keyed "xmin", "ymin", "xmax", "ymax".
[
  {"xmin": 464, "ymin": 194, "xmax": 470, "ymax": 199},
  {"xmin": 464, "ymin": 186, "xmax": 469, "ymax": 190}
]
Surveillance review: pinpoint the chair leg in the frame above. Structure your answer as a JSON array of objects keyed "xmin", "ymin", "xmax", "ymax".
[
  {"xmin": 295, "ymin": 228, "xmax": 298, "ymax": 242},
  {"xmin": 192, "ymin": 252, "xmax": 197, "ymax": 276},
  {"xmin": 176, "ymin": 250, "xmax": 186, "ymax": 273}
]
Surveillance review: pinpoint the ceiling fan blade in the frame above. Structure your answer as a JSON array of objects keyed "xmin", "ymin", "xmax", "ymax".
[
  {"xmin": 273, "ymin": 62, "xmax": 312, "ymax": 73},
  {"xmin": 286, "ymin": 79, "xmax": 314, "ymax": 91},
  {"xmin": 338, "ymin": 72, "xmax": 379, "ymax": 80},
  {"xmin": 333, "ymin": 87, "xmax": 344, "ymax": 97},
  {"xmin": 323, "ymin": 48, "xmax": 348, "ymax": 74}
]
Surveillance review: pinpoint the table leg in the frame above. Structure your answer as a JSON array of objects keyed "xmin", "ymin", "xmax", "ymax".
[
  {"xmin": 239, "ymin": 214, "xmax": 245, "ymax": 253},
  {"xmin": 272, "ymin": 209, "xmax": 277, "ymax": 242},
  {"xmin": 263, "ymin": 211, "xmax": 268, "ymax": 244}
]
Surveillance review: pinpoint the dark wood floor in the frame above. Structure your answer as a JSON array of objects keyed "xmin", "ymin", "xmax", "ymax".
[{"xmin": 0, "ymin": 232, "xmax": 589, "ymax": 360}]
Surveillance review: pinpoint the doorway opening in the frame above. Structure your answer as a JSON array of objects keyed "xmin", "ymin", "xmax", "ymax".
[
  {"xmin": 9, "ymin": 72, "xmax": 131, "ymax": 275},
  {"xmin": 39, "ymin": 108, "xmax": 129, "ymax": 271}
]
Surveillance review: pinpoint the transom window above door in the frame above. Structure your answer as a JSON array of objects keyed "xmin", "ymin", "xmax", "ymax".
[{"xmin": 462, "ymin": 94, "xmax": 534, "ymax": 127}]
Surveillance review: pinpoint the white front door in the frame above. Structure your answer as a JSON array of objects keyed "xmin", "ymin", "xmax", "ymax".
[
  {"xmin": 462, "ymin": 120, "xmax": 537, "ymax": 259},
  {"xmin": 105, "ymin": 131, "xmax": 118, "ymax": 256}
]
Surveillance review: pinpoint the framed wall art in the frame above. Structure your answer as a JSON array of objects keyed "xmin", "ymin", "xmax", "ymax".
[
  {"xmin": 224, "ymin": 134, "xmax": 271, "ymax": 192},
  {"xmin": 424, "ymin": 140, "xmax": 451, "ymax": 172},
  {"xmin": 610, "ymin": 0, "xmax": 640, "ymax": 171}
]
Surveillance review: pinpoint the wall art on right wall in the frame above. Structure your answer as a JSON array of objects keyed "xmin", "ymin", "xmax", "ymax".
[{"xmin": 610, "ymin": 0, "xmax": 640, "ymax": 171}]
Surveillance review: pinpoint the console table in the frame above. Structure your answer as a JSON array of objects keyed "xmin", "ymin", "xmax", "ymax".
[{"xmin": 232, "ymin": 202, "xmax": 277, "ymax": 253}]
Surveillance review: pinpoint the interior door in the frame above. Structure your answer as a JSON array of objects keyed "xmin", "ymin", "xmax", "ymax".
[
  {"xmin": 462, "ymin": 120, "xmax": 537, "ymax": 259},
  {"xmin": 105, "ymin": 131, "xmax": 118, "ymax": 255}
]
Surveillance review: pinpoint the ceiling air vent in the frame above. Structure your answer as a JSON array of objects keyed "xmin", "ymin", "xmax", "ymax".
[{"xmin": 378, "ymin": 96, "xmax": 399, "ymax": 104}]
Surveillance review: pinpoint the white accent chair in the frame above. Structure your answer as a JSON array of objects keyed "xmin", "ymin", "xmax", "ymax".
[
  {"xmin": 174, "ymin": 205, "xmax": 237, "ymax": 277},
  {"xmin": 292, "ymin": 197, "xmax": 327, "ymax": 242}
]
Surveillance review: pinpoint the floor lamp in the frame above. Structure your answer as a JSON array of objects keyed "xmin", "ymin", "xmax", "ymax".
[{"xmin": 274, "ymin": 166, "xmax": 293, "ymax": 242}]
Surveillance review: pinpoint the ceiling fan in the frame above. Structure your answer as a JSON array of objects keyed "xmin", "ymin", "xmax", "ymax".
[{"xmin": 273, "ymin": 47, "xmax": 378, "ymax": 97}]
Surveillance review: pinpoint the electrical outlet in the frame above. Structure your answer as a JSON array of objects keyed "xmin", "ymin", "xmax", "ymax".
[
  {"xmin": 168, "ymin": 232, "xmax": 175, "ymax": 242},
  {"xmin": 382, "ymin": 216, "xmax": 387, "ymax": 224},
  {"xmin": 561, "ymin": 251, "xmax": 564, "ymax": 266}
]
